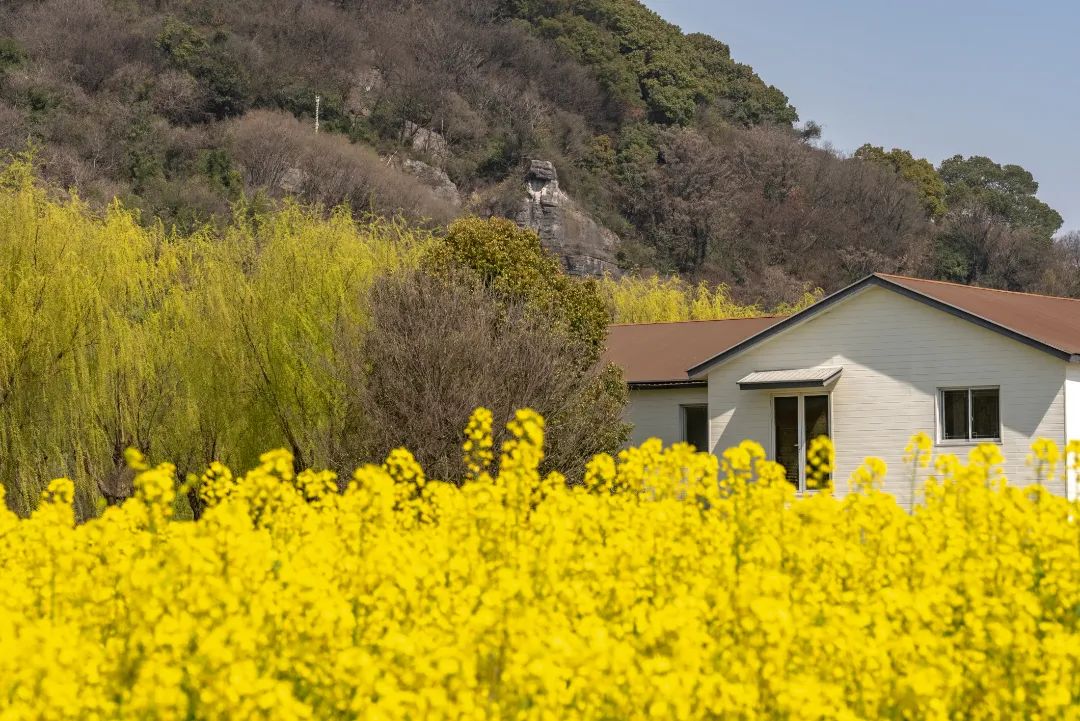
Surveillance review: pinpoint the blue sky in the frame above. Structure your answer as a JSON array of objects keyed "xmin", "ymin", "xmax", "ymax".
[{"xmin": 643, "ymin": 0, "xmax": 1080, "ymax": 233}]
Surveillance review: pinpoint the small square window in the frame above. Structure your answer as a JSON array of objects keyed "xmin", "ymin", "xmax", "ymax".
[{"xmin": 939, "ymin": 387, "xmax": 1000, "ymax": 443}]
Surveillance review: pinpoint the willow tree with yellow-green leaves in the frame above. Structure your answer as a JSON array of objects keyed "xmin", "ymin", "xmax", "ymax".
[
  {"xmin": 1, "ymin": 410, "xmax": 1078, "ymax": 720},
  {"xmin": 599, "ymin": 274, "xmax": 821, "ymax": 324},
  {"xmin": 175, "ymin": 205, "xmax": 430, "ymax": 475},
  {"xmin": 0, "ymin": 156, "xmax": 429, "ymax": 516}
]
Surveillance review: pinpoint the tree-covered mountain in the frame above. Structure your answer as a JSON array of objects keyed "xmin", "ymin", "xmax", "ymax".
[
  {"xmin": 0, "ymin": 0, "xmax": 1073, "ymax": 302},
  {"xmin": 503, "ymin": 0, "xmax": 797, "ymax": 127}
]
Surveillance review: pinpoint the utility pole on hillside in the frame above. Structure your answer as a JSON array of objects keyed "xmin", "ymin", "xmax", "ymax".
[{"xmin": 315, "ymin": 95, "xmax": 321, "ymax": 134}]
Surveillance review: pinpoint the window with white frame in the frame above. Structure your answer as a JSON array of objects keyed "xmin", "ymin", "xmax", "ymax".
[{"xmin": 939, "ymin": 387, "xmax": 1000, "ymax": 442}]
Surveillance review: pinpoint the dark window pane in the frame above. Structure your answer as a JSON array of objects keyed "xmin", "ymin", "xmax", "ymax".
[
  {"xmin": 774, "ymin": 396, "xmax": 799, "ymax": 486},
  {"xmin": 682, "ymin": 405, "xmax": 708, "ymax": 451},
  {"xmin": 804, "ymin": 395, "xmax": 830, "ymax": 440},
  {"xmin": 941, "ymin": 389, "xmax": 969, "ymax": 440},
  {"xmin": 803, "ymin": 394, "xmax": 831, "ymax": 487},
  {"xmin": 971, "ymin": 389, "xmax": 1000, "ymax": 439}
]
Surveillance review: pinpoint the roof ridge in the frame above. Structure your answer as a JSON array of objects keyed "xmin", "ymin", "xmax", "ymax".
[
  {"xmin": 876, "ymin": 273, "xmax": 1080, "ymax": 304},
  {"xmin": 608, "ymin": 314, "xmax": 785, "ymax": 328}
]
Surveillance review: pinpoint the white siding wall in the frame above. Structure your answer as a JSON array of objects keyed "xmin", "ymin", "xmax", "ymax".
[
  {"xmin": 1066, "ymin": 364, "xmax": 1080, "ymax": 500},
  {"xmin": 625, "ymin": 386, "xmax": 708, "ymax": 447},
  {"xmin": 706, "ymin": 286, "xmax": 1068, "ymax": 507}
]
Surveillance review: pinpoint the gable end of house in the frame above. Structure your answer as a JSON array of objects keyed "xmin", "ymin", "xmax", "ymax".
[{"xmin": 687, "ymin": 274, "xmax": 1080, "ymax": 379}]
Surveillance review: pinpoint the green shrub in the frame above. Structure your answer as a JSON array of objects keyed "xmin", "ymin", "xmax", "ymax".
[
  {"xmin": 156, "ymin": 18, "xmax": 251, "ymax": 119},
  {"xmin": 428, "ymin": 217, "xmax": 611, "ymax": 358},
  {"xmin": 0, "ymin": 39, "xmax": 27, "ymax": 72}
]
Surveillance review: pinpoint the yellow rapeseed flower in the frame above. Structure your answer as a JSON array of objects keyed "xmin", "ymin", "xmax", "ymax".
[{"xmin": 0, "ymin": 412, "xmax": 1076, "ymax": 720}]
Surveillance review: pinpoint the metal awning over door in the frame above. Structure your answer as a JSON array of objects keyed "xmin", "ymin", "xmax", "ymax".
[{"xmin": 737, "ymin": 366, "xmax": 842, "ymax": 390}]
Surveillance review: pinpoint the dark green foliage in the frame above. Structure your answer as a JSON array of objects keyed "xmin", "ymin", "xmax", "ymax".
[
  {"xmin": 685, "ymin": 33, "xmax": 797, "ymax": 127},
  {"xmin": 271, "ymin": 86, "xmax": 355, "ymax": 138},
  {"xmin": 23, "ymin": 86, "xmax": 61, "ymax": 117},
  {"xmin": 125, "ymin": 115, "xmax": 165, "ymax": 191},
  {"xmin": 156, "ymin": 18, "xmax": 251, "ymax": 119},
  {"xmin": 505, "ymin": 0, "xmax": 798, "ymax": 127},
  {"xmin": 198, "ymin": 148, "xmax": 241, "ymax": 195},
  {"xmin": 0, "ymin": 39, "xmax": 27, "ymax": 72},
  {"xmin": 474, "ymin": 136, "xmax": 525, "ymax": 181},
  {"xmin": 938, "ymin": 155, "xmax": 1063, "ymax": 240},
  {"xmin": 931, "ymin": 155, "xmax": 1063, "ymax": 288}
]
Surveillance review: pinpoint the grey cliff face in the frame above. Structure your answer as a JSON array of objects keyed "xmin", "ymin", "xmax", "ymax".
[
  {"xmin": 401, "ymin": 159, "xmax": 460, "ymax": 207},
  {"xmin": 516, "ymin": 160, "xmax": 620, "ymax": 277}
]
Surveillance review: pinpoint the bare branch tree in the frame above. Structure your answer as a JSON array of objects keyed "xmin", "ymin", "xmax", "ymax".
[{"xmin": 333, "ymin": 270, "xmax": 627, "ymax": 483}]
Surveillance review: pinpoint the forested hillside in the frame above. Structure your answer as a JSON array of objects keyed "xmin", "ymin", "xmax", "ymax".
[{"xmin": 0, "ymin": 0, "xmax": 1074, "ymax": 302}]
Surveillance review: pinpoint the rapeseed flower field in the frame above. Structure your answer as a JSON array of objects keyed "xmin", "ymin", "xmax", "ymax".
[{"xmin": 1, "ymin": 409, "xmax": 1078, "ymax": 720}]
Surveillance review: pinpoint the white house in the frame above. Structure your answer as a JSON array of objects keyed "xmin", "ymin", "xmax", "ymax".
[{"xmin": 603, "ymin": 273, "xmax": 1080, "ymax": 506}]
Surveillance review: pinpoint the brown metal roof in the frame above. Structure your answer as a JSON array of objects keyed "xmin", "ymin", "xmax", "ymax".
[
  {"xmin": 602, "ymin": 316, "xmax": 786, "ymax": 384},
  {"xmin": 876, "ymin": 274, "xmax": 1080, "ymax": 356}
]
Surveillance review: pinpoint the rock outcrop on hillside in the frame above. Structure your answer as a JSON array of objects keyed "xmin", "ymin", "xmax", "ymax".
[
  {"xmin": 403, "ymin": 122, "xmax": 451, "ymax": 165},
  {"xmin": 400, "ymin": 159, "xmax": 460, "ymax": 207},
  {"xmin": 516, "ymin": 160, "xmax": 620, "ymax": 277}
]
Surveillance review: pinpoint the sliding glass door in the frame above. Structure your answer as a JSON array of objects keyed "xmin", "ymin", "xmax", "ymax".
[{"xmin": 773, "ymin": 394, "xmax": 830, "ymax": 492}]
